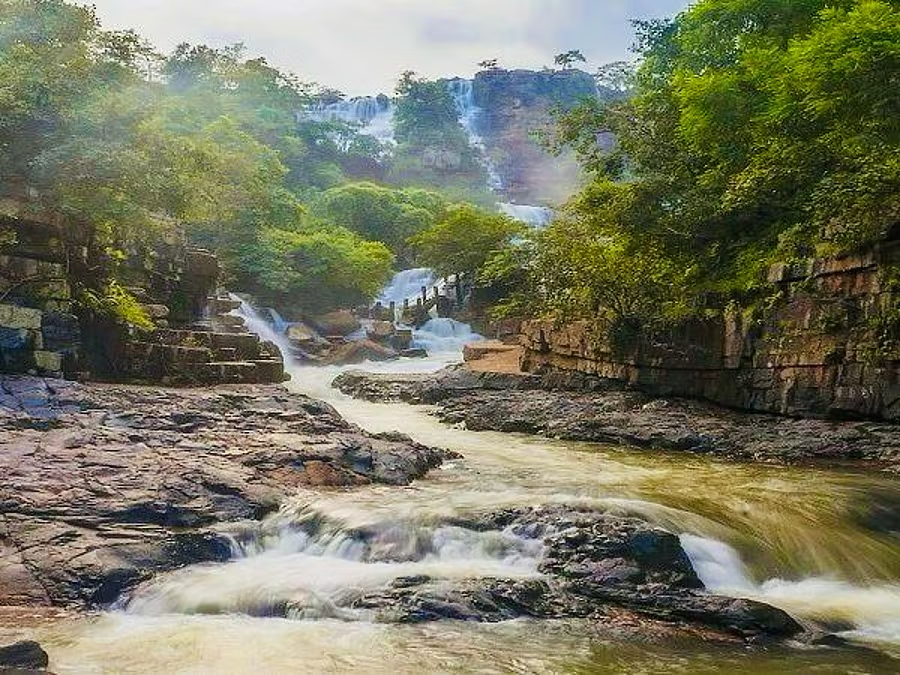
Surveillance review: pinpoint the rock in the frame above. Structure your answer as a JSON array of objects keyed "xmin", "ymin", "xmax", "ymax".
[
  {"xmin": 333, "ymin": 366, "xmax": 900, "ymax": 469},
  {"xmin": 400, "ymin": 348, "xmax": 427, "ymax": 359},
  {"xmin": 367, "ymin": 321, "xmax": 395, "ymax": 342},
  {"xmin": 0, "ymin": 305, "xmax": 42, "ymax": 330},
  {"xmin": 140, "ymin": 304, "xmax": 170, "ymax": 320},
  {"xmin": 0, "ymin": 376, "xmax": 451, "ymax": 608},
  {"xmin": 322, "ymin": 339, "xmax": 398, "ymax": 366},
  {"xmin": 350, "ymin": 506, "xmax": 804, "ymax": 643},
  {"xmin": 0, "ymin": 641, "xmax": 48, "ymax": 670},
  {"xmin": 287, "ymin": 322, "xmax": 319, "ymax": 343},
  {"xmin": 310, "ymin": 310, "xmax": 361, "ymax": 338}
]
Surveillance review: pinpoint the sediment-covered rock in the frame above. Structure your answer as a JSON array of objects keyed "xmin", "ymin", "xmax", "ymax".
[{"xmin": 0, "ymin": 376, "xmax": 451, "ymax": 609}]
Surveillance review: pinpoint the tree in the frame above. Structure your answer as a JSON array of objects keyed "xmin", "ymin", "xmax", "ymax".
[
  {"xmin": 554, "ymin": 50, "xmax": 587, "ymax": 70},
  {"xmin": 478, "ymin": 59, "xmax": 499, "ymax": 70},
  {"xmin": 408, "ymin": 204, "xmax": 524, "ymax": 278},
  {"xmin": 237, "ymin": 223, "xmax": 394, "ymax": 312},
  {"xmin": 310, "ymin": 182, "xmax": 447, "ymax": 258},
  {"xmin": 540, "ymin": 0, "xmax": 900, "ymax": 322}
]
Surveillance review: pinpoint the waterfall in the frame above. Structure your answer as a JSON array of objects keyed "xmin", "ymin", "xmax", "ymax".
[
  {"xmin": 303, "ymin": 96, "xmax": 396, "ymax": 145},
  {"xmin": 377, "ymin": 267, "xmax": 436, "ymax": 308},
  {"xmin": 498, "ymin": 203, "xmax": 554, "ymax": 229},
  {"xmin": 448, "ymin": 78, "xmax": 503, "ymax": 191},
  {"xmin": 229, "ymin": 295, "xmax": 294, "ymax": 365},
  {"xmin": 412, "ymin": 318, "xmax": 484, "ymax": 354},
  {"xmin": 447, "ymin": 79, "xmax": 554, "ymax": 228}
]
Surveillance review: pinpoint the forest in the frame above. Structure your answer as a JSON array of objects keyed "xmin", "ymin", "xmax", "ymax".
[{"xmin": 1, "ymin": 0, "xmax": 898, "ymax": 331}]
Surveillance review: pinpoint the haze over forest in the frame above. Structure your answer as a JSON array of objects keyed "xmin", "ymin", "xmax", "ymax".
[{"xmin": 88, "ymin": 0, "xmax": 690, "ymax": 94}]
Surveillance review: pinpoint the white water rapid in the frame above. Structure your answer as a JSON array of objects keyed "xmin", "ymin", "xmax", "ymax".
[{"xmin": 7, "ymin": 331, "xmax": 900, "ymax": 672}]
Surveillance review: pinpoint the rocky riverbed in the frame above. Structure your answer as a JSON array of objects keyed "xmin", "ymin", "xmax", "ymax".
[
  {"xmin": 0, "ymin": 375, "xmax": 451, "ymax": 609},
  {"xmin": 1, "ymin": 372, "xmax": 893, "ymax": 671},
  {"xmin": 333, "ymin": 366, "xmax": 900, "ymax": 470}
]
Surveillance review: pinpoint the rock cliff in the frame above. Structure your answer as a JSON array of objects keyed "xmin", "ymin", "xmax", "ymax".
[{"xmin": 521, "ymin": 246, "xmax": 900, "ymax": 421}]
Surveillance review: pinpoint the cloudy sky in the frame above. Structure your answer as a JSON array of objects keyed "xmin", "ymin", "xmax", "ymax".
[{"xmin": 89, "ymin": 1, "xmax": 690, "ymax": 95}]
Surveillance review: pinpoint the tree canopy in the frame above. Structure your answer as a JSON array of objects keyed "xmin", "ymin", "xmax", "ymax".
[{"xmin": 532, "ymin": 0, "xmax": 900, "ymax": 323}]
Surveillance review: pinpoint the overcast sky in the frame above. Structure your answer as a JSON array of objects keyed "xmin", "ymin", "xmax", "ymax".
[{"xmin": 88, "ymin": 1, "xmax": 690, "ymax": 96}]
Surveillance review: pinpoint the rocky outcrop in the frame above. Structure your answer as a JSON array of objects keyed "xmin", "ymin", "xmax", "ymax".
[
  {"xmin": 333, "ymin": 366, "xmax": 900, "ymax": 469},
  {"xmin": 0, "ymin": 376, "xmax": 451, "ymax": 608},
  {"xmin": 348, "ymin": 506, "xmax": 803, "ymax": 643},
  {"xmin": 522, "ymin": 246, "xmax": 900, "ymax": 422}
]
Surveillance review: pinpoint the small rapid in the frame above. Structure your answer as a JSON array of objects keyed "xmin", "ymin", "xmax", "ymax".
[{"xmin": 6, "ymin": 302, "xmax": 900, "ymax": 673}]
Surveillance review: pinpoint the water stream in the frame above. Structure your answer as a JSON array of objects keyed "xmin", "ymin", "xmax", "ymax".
[{"xmin": 4, "ymin": 332, "xmax": 900, "ymax": 672}]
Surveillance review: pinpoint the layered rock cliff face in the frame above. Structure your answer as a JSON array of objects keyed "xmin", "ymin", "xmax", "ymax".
[
  {"xmin": 472, "ymin": 68, "xmax": 603, "ymax": 204},
  {"xmin": 0, "ymin": 200, "xmax": 284, "ymax": 384},
  {"xmin": 521, "ymin": 246, "xmax": 900, "ymax": 421}
]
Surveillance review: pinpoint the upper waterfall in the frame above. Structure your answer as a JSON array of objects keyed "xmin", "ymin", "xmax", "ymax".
[{"xmin": 302, "ymin": 96, "xmax": 396, "ymax": 145}]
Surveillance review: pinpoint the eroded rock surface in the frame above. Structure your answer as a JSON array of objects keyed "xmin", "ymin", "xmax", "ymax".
[
  {"xmin": 333, "ymin": 366, "xmax": 900, "ymax": 469},
  {"xmin": 0, "ymin": 376, "xmax": 451, "ymax": 608},
  {"xmin": 350, "ymin": 506, "xmax": 803, "ymax": 643}
]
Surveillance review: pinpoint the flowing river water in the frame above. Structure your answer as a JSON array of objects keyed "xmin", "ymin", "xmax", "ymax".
[{"xmin": 3, "ymin": 339, "xmax": 900, "ymax": 672}]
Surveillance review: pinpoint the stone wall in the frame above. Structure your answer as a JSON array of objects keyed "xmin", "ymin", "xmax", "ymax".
[{"xmin": 521, "ymin": 246, "xmax": 900, "ymax": 421}]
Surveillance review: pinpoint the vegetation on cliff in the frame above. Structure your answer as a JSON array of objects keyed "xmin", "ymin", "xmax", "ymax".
[
  {"xmin": 0, "ymin": 0, "xmax": 506, "ymax": 321},
  {"xmin": 521, "ymin": 0, "xmax": 900, "ymax": 325}
]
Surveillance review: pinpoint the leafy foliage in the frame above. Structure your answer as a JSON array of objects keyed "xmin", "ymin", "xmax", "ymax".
[
  {"xmin": 536, "ymin": 0, "xmax": 900, "ymax": 323},
  {"xmin": 408, "ymin": 204, "xmax": 524, "ymax": 278}
]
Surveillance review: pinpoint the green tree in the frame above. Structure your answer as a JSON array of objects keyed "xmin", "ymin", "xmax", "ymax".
[
  {"xmin": 310, "ymin": 182, "xmax": 448, "ymax": 257},
  {"xmin": 554, "ymin": 50, "xmax": 587, "ymax": 70},
  {"xmin": 408, "ymin": 204, "xmax": 524, "ymax": 279}
]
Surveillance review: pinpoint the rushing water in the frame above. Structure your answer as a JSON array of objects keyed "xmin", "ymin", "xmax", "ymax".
[{"xmin": 4, "ymin": 330, "xmax": 900, "ymax": 672}]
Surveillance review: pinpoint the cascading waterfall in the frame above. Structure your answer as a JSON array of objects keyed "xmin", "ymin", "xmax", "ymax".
[
  {"xmin": 498, "ymin": 202, "xmax": 555, "ymax": 229},
  {"xmin": 412, "ymin": 317, "xmax": 483, "ymax": 354},
  {"xmin": 229, "ymin": 294, "xmax": 293, "ymax": 362},
  {"xmin": 303, "ymin": 95, "xmax": 396, "ymax": 146},
  {"xmin": 447, "ymin": 78, "xmax": 554, "ymax": 228},
  {"xmin": 376, "ymin": 267, "xmax": 436, "ymax": 309},
  {"xmin": 447, "ymin": 78, "xmax": 503, "ymax": 191},
  {"xmin": 376, "ymin": 269, "xmax": 482, "ymax": 354}
]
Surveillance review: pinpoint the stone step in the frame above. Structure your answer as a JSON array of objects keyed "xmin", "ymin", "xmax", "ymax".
[
  {"xmin": 204, "ymin": 361, "xmax": 260, "ymax": 383},
  {"xmin": 207, "ymin": 296, "xmax": 243, "ymax": 314},
  {"xmin": 252, "ymin": 359, "xmax": 286, "ymax": 383},
  {"xmin": 213, "ymin": 347, "xmax": 238, "ymax": 361},
  {"xmin": 150, "ymin": 330, "xmax": 261, "ymax": 358},
  {"xmin": 125, "ymin": 341, "xmax": 213, "ymax": 365}
]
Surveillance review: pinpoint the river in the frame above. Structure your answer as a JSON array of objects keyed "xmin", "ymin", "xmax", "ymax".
[{"xmin": 2, "ymin": 350, "xmax": 900, "ymax": 673}]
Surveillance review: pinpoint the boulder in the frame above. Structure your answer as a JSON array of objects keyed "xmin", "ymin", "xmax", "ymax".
[
  {"xmin": 310, "ymin": 310, "xmax": 361, "ymax": 337},
  {"xmin": 322, "ymin": 339, "xmax": 398, "ymax": 366},
  {"xmin": 0, "ymin": 641, "xmax": 49, "ymax": 670},
  {"xmin": 367, "ymin": 321, "xmax": 395, "ymax": 342}
]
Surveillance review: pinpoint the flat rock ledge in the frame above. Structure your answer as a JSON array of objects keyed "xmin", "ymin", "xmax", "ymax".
[
  {"xmin": 0, "ymin": 376, "xmax": 453, "ymax": 609},
  {"xmin": 333, "ymin": 366, "xmax": 900, "ymax": 470}
]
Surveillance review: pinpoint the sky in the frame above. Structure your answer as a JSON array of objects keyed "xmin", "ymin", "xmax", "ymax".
[{"xmin": 88, "ymin": 0, "xmax": 690, "ymax": 96}]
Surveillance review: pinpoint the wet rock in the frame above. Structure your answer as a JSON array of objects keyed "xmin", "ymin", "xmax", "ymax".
[
  {"xmin": 0, "ymin": 376, "xmax": 451, "ymax": 609},
  {"xmin": 310, "ymin": 310, "xmax": 361, "ymax": 337},
  {"xmin": 334, "ymin": 366, "xmax": 900, "ymax": 469},
  {"xmin": 321, "ymin": 339, "xmax": 397, "ymax": 366},
  {"xmin": 352, "ymin": 506, "xmax": 803, "ymax": 643},
  {"xmin": 0, "ymin": 641, "xmax": 48, "ymax": 670}
]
